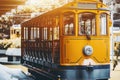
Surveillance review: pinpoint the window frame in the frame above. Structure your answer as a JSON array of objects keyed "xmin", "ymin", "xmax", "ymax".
[
  {"xmin": 62, "ymin": 12, "xmax": 75, "ymax": 36},
  {"xmin": 78, "ymin": 12, "xmax": 96, "ymax": 36},
  {"xmin": 100, "ymin": 13, "xmax": 108, "ymax": 36}
]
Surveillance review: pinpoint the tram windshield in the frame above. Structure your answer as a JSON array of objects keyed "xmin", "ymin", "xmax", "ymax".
[
  {"xmin": 78, "ymin": 13, "xmax": 96, "ymax": 36},
  {"xmin": 100, "ymin": 13, "xmax": 107, "ymax": 35}
]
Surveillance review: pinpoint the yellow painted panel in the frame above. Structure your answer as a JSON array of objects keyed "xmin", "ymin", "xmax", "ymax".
[{"xmin": 64, "ymin": 39, "xmax": 109, "ymax": 64}]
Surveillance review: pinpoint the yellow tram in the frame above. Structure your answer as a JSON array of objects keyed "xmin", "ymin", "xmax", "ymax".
[{"xmin": 21, "ymin": 0, "xmax": 111, "ymax": 80}]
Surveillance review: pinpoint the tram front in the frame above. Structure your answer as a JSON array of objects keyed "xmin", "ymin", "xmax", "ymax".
[{"xmin": 59, "ymin": 1, "xmax": 111, "ymax": 80}]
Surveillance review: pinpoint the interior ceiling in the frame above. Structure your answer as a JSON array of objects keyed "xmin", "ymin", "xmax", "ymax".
[{"xmin": 0, "ymin": 0, "xmax": 26, "ymax": 16}]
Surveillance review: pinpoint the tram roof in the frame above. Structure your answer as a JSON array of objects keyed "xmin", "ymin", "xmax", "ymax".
[{"xmin": 21, "ymin": 0, "xmax": 109, "ymax": 25}]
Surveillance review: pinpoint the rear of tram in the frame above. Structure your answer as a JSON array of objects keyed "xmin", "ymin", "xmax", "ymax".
[{"xmin": 59, "ymin": 2, "xmax": 111, "ymax": 80}]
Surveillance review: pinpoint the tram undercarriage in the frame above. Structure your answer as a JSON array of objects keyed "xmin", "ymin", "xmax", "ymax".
[{"xmin": 23, "ymin": 60, "xmax": 110, "ymax": 80}]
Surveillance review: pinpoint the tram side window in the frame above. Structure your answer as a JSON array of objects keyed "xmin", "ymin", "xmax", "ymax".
[
  {"xmin": 78, "ymin": 13, "xmax": 96, "ymax": 35},
  {"xmin": 30, "ymin": 27, "xmax": 40, "ymax": 40},
  {"xmin": 37, "ymin": 28, "xmax": 39, "ymax": 38},
  {"xmin": 43, "ymin": 27, "xmax": 47, "ymax": 40},
  {"xmin": 48, "ymin": 28, "xmax": 52, "ymax": 40},
  {"xmin": 63, "ymin": 12, "xmax": 75, "ymax": 35},
  {"xmin": 41, "ymin": 28, "xmax": 44, "ymax": 40},
  {"xmin": 24, "ymin": 27, "xmax": 26, "ymax": 39},
  {"xmin": 33, "ymin": 27, "xmax": 37, "ymax": 39},
  {"xmin": 24, "ymin": 27, "xmax": 28, "ymax": 40},
  {"xmin": 54, "ymin": 16, "xmax": 59, "ymax": 40},
  {"xmin": 30, "ymin": 27, "xmax": 34, "ymax": 40},
  {"xmin": 100, "ymin": 13, "xmax": 107, "ymax": 35},
  {"xmin": 54, "ymin": 27, "xmax": 59, "ymax": 40}
]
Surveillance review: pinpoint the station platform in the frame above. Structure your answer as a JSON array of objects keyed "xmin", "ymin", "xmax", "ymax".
[
  {"xmin": 109, "ymin": 61, "xmax": 120, "ymax": 80},
  {"xmin": 0, "ymin": 64, "xmax": 34, "ymax": 80},
  {"xmin": 0, "ymin": 48, "xmax": 21, "ymax": 64},
  {"xmin": 0, "ymin": 57, "xmax": 20, "ymax": 64}
]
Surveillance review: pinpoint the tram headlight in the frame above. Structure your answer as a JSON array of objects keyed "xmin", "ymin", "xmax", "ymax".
[{"xmin": 83, "ymin": 45, "xmax": 93, "ymax": 56}]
